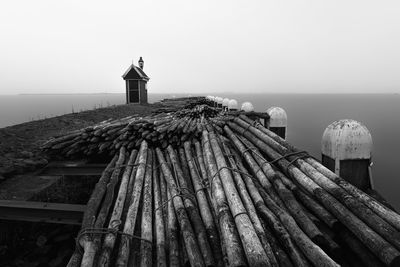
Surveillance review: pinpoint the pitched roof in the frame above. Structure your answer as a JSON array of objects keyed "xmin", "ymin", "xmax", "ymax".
[{"xmin": 122, "ymin": 64, "xmax": 150, "ymax": 80}]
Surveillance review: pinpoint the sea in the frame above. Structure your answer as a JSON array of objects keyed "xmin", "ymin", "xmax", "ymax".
[{"xmin": 1, "ymin": 93, "xmax": 399, "ymax": 210}]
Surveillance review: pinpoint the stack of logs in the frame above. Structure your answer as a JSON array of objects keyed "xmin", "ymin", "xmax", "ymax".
[
  {"xmin": 156, "ymin": 96, "xmax": 215, "ymax": 112},
  {"xmin": 48, "ymin": 98, "xmax": 400, "ymax": 267},
  {"xmin": 41, "ymin": 100, "xmax": 264, "ymax": 158}
]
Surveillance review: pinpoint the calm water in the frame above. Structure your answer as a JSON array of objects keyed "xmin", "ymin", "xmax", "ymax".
[{"xmin": 1, "ymin": 93, "xmax": 399, "ymax": 210}]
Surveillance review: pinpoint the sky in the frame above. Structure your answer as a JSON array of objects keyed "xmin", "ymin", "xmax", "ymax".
[{"xmin": 0, "ymin": 0, "xmax": 400, "ymax": 94}]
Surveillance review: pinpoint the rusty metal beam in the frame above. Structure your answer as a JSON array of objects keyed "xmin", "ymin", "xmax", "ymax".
[{"xmin": 0, "ymin": 200, "xmax": 85, "ymax": 225}]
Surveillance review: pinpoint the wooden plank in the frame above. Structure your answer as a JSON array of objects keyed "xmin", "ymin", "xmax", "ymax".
[
  {"xmin": 0, "ymin": 200, "xmax": 85, "ymax": 225},
  {"xmin": 39, "ymin": 164, "xmax": 107, "ymax": 176},
  {"xmin": 0, "ymin": 175, "xmax": 62, "ymax": 201}
]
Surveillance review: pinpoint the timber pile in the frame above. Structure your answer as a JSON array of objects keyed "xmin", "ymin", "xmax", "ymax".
[
  {"xmin": 44, "ymin": 97, "xmax": 400, "ymax": 267},
  {"xmin": 41, "ymin": 104, "xmax": 220, "ymax": 157},
  {"xmin": 157, "ymin": 96, "xmax": 215, "ymax": 112}
]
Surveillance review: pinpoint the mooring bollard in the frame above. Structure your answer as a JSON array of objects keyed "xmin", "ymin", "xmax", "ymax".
[
  {"xmin": 222, "ymin": 98, "xmax": 230, "ymax": 111},
  {"xmin": 321, "ymin": 119, "xmax": 373, "ymax": 190},
  {"xmin": 210, "ymin": 96, "xmax": 217, "ymax": 107},
  {"xmin": 216, "ymin": 97, "xmax": 223, "ymax": 109},
  {"xmin": 265, "ymin": 107, "xmax": 287, "ymax": 139},
  {"xmin": 240, "ymin": 102, "xmax": 254, "ymax": 112},
  {"xmin": 228, "ymin": 99, "xmax": 238, "ymax": 111}
]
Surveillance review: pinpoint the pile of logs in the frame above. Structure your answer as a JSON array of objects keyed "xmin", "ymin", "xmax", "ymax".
[
  {"xmin": 41, "ymin": 106, "xmax": 219, "ymax": 157},
  {"xmin": 156, "ymin": 96, "xmax": 215, "ymax": 112},
  {"xmin": 58, "ymin": 100, "xmax": 400, "ymax": 267}
]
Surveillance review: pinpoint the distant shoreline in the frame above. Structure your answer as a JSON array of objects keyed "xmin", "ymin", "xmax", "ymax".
[{"xmin": 0, "ymin": 92, "xmax": 397, "ymax": 96}]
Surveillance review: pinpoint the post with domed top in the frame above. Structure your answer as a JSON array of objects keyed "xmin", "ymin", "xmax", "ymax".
[
  {"xmin": 138, "ymin": 57, "xmax": 144, "ymax": 69},
  {"xmin": 228, "ymin": 99, "xmax": 238, "ymax": 111},
  {"xmin": 265, "ymin": 107, "xmax": 287, "ymax": 139},
  {"xmin": 222, "ymin": 98, "xmax": 230, "ymax": 111},
  {"xmin": 216, "ymin": 97, "xmax": 223, "ymax": 109},
  {"xmin": 321, "ymin": 119, "xmax": 373, "ymax": 190}
]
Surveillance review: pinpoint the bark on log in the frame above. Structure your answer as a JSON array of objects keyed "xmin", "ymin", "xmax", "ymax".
[
  {"xmin": 153, "ymin": 151, "xmax": 167, "ymax": 267},
  {"xmin": 98, "ymin": 149, "xmax": 138, "ymax": 267},
  {"xmin": 116, "ymin": 141, "xmax": 148, "ymax": 267},
  {"xmin": 227, "ymin": 122, "xmax": 400, "ymax": 266},
  {"xmin": 140, "ymin": 149, "xmax": 153, "ymax": 267},
  {"xmin": 66, "ymin": 155, "xmax": 118, "ymax": 267},
  {"xmin": 201, "ymin": 131, "xmax": 247, "ymax": 267},
  {"xmin": 183, "ymin": 141, "xmax": 224, "ymax": 267},
  {"xmin": 156, "ymin": 148, "xmax": 205, "ymax": 267},
  {"xmin": 208, "ymin": 131, "xmax": 270, "ymax": 266}
]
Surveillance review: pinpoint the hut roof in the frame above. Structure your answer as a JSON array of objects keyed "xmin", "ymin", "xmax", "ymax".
[{"xmin": 122, "ymin": 64, "xmax": 149, "ymax": 81}]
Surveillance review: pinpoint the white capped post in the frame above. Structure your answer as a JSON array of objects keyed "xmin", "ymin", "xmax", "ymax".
[
  {"xmin": 321, "ymin": 119, "xmax": 373, "ymax": 190},
  {"xmin": 265, "ymin": 107, "xmax": 287, "ymax": 139},
  {"xmin": 228, "ymin": 99, "xmax": 238, "ymax": 111},
  {"xmin": 216, "ymin": 97, "xmax": 223, "ymax": 109},
  {"xmin": 222, "ymin": 98, "xmax": 230, "ymax": 111},
  {"xmin": 241, "ymin": 102, "xmax": 254, "ymax": 112}
]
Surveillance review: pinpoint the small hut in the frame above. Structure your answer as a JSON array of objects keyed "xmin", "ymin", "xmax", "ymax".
[{"xmin": 122, "ymin": 57, "xmax": 149, "ymax": 104}]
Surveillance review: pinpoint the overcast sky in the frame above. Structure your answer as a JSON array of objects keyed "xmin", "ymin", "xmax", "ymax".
[{"xmin": 1, "ymin": 0, "xmax": 399, "ymax": 94}]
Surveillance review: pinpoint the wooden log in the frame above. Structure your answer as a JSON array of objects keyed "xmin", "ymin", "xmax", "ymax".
[
  {"xmin": 121, "ymin": 150, "xmax": 141, "ymax": 221},
  {"xmin": 221, "ymin": 125, "xmax": 285, "ymax": 209},
  {"xmin": 262, "ymin": 222, "xmax": 294, "ymax": 267},
  {"xmin": 153, "ymin": 151, "xmax": 167, "ymax": 267},
  {"xmin": 140, "ymin": 149, "xmax": 153, "ymax": 267},
  {"xmin": 183, "ymin": 141, "xmax": 224, "ymax": 267},
  {"xmin": 116, "ymin": 141, "xmax": 148, "ymax": 267},
  {"xmin": 66, "ymin": 155, "xmax": 119, "ymax": 267},
  {"xmin": 231, "ymin": 149, "xmax": 309, "ymax": 267},
  {"xmin": 166, "ymin": 146, "xmax": 215, "ymax": 267},
  {"xmin": 238, "ymin": 137, "xmax": 334, "ymax": 254},
  {"xmin": 201, "ymin": 131, "xmax": 247, "ymax": 267},
  {"xmin": 178, "ymin": 147, "xmax": 195, "ymax": 194},
  {"xmin": 277, "ymin": 171, "xmax": 340, "ymax": 230},
  {"xmin": 159, "ymin": 170, "xmax": 169, "ymax": 258},
  {"xmin": 338, "ymin": 227, "xmax": 385, "ymax": 267},
  {"xmin": 289, "ymin": 157, "xmax": 400, "ymax": 252},
  {"xmin": 194, "ymin": 138, "xmax": 226, "ymax": 259},
  {"xmin": 306, "ymin": 157, "xmax": 400, "ymax": 231},
  {"xmin": 81, "ymin": 147, "xmax": 126, "ymax": 267},
  {"xmin": 238, "ymin": 115, "xmax": 400, "ymax": 232},
  {"xmin": 156, "ymin": 148, "xmax": 205, "ymax": 267},
  {"xmin": 167, "ymin": 188, "xmax": 180, "ymax": 267},
  {"xmin": 207, "ymin": 130, "xmax": 270, "ymax": 266},
  {"xmin": 227, "ymin": 123, "xmax": 400, "ymax": 266},
  {"xmin": 220, "ymin": 140, "xmax": 278, "ymax": 267},
  {"xmin": 179, "ymin": 231, "xmax": 190, "ymax": 267},
  {"xmin": 97, "ymin": 149, "xmax": 138, "ymax": 267},
  {"xmin": 254, "ymin": 175, "xmax": 339, "ymax": 267}
]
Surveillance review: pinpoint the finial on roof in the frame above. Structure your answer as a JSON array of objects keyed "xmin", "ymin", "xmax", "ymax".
[{"xmin": 138, "ymin": 57, "xmax": 144, "ymax": 70}]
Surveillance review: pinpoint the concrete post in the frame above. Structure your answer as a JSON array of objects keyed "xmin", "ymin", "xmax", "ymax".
[
  {"xmin": 216, "ymin": 97, "xmax": 223, "ymax": 109},
  {"xmin": 241, "ymin": 102, "xmax": 254, "ymax": 112},
  {"xmin": 266, "ymin": 107, "xmax": 287, "ymax": 139},
  {"xmin": 228, "ymin": 99, "xmax": 238, "ymax": 111},
  {"xmin": 222, "ymin": 98, "xmax": 230, "ymax": 111},
  {"xmin": 321, "ymin": 119, "xmax": 373, "ymax": 190}
]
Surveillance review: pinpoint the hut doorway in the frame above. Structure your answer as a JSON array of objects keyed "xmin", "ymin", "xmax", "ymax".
[{"xmin": 128, "ymin": 80, "xmax": 139, "ymax": 103}]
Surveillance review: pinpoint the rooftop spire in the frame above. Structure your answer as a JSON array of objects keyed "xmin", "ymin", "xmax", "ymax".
[{"xmin": 138, "ymin": 57, "xmax": 144, "ymax": 69}]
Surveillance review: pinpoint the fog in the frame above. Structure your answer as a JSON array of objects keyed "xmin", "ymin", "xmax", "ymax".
[{"xmin": 1, "ymin": 0, "xmax": 399, "ymax": 94}]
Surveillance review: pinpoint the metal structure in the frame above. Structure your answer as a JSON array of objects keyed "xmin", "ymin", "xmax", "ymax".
[{"xmin": 0, "ymin": 161, "xmax": 106, "ymax": 225}]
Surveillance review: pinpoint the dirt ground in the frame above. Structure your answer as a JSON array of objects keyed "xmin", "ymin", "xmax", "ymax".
[{"xmin": 0, "ymin": 103, "xmax": 159, "ymax": 180}]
